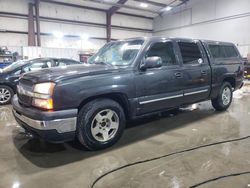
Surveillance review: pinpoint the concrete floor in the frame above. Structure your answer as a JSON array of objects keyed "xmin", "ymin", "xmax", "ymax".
[{"xmin": 0, "ymin": 85, "xmax": 250, "ymax": 188}]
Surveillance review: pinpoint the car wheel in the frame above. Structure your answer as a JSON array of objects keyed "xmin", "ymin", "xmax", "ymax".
[
  {"xmin": 211, "ymin": 82, "xmax": 233, "ymax": 111},
  {"xmin": 77, "ymin": 98, "xmax": 125, "ymax": 150},
  {"xmin": 0, "ymin": 85, "xmax": 14, "ymax": 105}
]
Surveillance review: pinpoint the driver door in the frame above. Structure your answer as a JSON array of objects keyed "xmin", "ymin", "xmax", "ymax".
[{"xmin": 135, "ymin": 40, "xmax": 184, "ymax": 115}]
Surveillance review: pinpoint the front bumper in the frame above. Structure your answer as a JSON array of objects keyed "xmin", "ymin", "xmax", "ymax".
[{"xmin": 12, "ymin": 95, "xmax": 78, "ymax": 143}]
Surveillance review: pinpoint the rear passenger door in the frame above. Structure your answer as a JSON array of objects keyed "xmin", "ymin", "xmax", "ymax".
[{"xmin": 176, "ymin": 39, "xmax": 211, "ymax": 104}]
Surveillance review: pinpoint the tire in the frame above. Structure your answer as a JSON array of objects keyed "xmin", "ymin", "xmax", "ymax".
[
  {"xmin": 77, "ymin": 98, "xmax": 126, "ymax": 150},
  {"xmin": 212, "ymin": 82, "xmax": 233, "ymax": 111},
  {"xmin": 0, "ymin": 85, "xmax": 14, "ymax": 105}
]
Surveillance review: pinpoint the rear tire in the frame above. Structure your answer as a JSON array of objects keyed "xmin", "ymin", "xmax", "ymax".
[
  {"xmin": 77, "ymin": 98, "xmax": 125, "ymax": 150},
  {"xmin": 212, "ymin": 82, "xmax": 233, "ymax": 111},
  {"xmin": 0, "ymin": 85, "xmax": 14, "ymax": 105}
]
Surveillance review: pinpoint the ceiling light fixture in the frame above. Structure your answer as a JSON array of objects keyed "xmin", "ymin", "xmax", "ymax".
[
  {"xmin": 52, "ymin": 31, "xmax": 64, "ymax": 38},
  {"xmin": 81, "ymin": 34, "xmax": 89, "ymax": 41},
  {"xmin": 140, "ymin": 3, "xmax": 148, "ymax": 8},
  {"xmin": 165, "ymin": 6, "xmax": 172, "ymax": 11}
]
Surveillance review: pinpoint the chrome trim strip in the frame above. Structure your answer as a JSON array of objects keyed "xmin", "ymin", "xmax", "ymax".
[
  {"xmin": 184, "ymin": 89, "xmax": 208, "ymax": 96},
  {"xmin": 139, "ymin": 94, "xmax": 183, "ymax": 105},
  {"xmin": 13, "ymin": 110, "xmax": 77, "ymax": 133},
  {"xmin": 139, "ymin": 89, "xmax": 209, "ymax": 105}
]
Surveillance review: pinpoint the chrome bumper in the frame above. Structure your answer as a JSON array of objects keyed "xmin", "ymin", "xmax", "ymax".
[{"xmin": 13, "ymin": 110, "xmax": 77, "ymax": 133}]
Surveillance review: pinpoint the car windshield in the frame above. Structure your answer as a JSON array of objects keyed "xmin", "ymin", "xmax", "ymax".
[
  {"xmin": 2, "ymin": 60, "xmax": 28, "ymax": 72},
  {"xmin": 88, "ymin": 39, "xmax": 144, "ymax": 66}
]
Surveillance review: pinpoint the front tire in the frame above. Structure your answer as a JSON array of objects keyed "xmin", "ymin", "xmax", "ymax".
[
  {"xmin": 0, "ymin": 85, "xmax": 14, "ymax": 105},
  {"xmin": 77, "ymin": 98, "xmax": 125, "ymax": 150},
  {"xmin": 212, "ymin": 82, "xmax": 233, "ymax": 111}
]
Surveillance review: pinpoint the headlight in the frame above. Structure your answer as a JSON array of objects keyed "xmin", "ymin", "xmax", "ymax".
[
  {"xmin": 34, "ymin": 82, "xmax": 55, "ymax": 95},
  {"xmin": 32, "ymin": 82, "xmax": 55, "ymax": 110},
  {"xmin": 32, "ymin": 98, "xmax": 53, "ymax": 110}
]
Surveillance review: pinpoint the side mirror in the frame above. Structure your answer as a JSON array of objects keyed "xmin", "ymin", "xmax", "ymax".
[{"xmin": 140, "ymin": 56, "xmax": 162, "ymax": 70}]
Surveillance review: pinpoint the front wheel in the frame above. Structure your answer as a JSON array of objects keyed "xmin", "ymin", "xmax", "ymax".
[
  {"xmin": 77, "ymin": 99, "xmax": 125, "ymax": 150},
  {"xmin": 212, "ymin": 82, "xmax": 233, "ymax": 111},
  {"xmin": 0, "ymin": 85, "xmax": 14, "ymax": 105}
]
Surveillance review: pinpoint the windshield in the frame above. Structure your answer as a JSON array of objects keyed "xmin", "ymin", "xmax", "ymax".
[
  {"xmin": 88, "ymin": 39, "xmax": 144, "ymax": 66},
  {"xmin": 2, "ymin": 60, "xmax": 28, "ymax": 72}
]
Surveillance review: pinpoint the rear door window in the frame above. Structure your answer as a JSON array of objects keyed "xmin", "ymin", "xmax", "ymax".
[{"xmin": 178, "ymin": 42, "xmax": 202, "ymax": 65}]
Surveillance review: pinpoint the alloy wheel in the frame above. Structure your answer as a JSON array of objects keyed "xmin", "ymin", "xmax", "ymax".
[
  {"xmin": 0, "ymin": 88, "xmax": 11, "ymax": 104},
  {"xmin": 91, "ymin": 109, "xmax": 119, "ymax": 142},
  {"xmin": 222, "ymin": 86, "xmax": 231, "ymax": 106}
]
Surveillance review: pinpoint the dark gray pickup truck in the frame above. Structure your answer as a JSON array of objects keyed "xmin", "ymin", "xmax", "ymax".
[{"xmin": 12, "ymin": 37, "xmax": 244, "ymax": 150}]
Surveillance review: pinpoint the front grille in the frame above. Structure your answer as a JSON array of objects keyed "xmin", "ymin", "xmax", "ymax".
[
  {"xmin": 17, "ymin": 79, "xmax": 34, "ymax": 106},
  {"xmin": 19, "ymin": 79, "xmax": 33, "ymax": 90},
  {"xmin": 17, "ymin": 93, "xmax": 32, "ymax": 106}
]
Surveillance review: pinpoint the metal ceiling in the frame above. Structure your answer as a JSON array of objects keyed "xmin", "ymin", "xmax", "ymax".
[{"xmin": 44, "ymin": 0, "xmax": 189, "ymax": 18}]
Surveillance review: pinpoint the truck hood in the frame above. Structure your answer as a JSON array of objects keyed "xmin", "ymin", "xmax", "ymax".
[{"xmin": 22, "ymin": 64, "xmax": 126, "ymax": 83}]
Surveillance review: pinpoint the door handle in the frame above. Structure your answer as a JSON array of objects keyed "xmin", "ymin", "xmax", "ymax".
[
  {"xmin": 175, "ymin": 72, "xmax": 182, "ymax": 78},
  {"xmin": 201, "ymin": 70, "xmax": 207, "ymax": 75}
]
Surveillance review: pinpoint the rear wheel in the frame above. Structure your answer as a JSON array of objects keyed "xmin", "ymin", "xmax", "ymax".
[
  {"xmin": 0, "ymin": 85, "xmax": 14, "ymax": 105},
  {"xmin": 77, "ymin": 98, "xmax": 125, "ymax": 150},
  {"xmin": 212, "ymin": 82, "xmax": 233, "ymax": 111}
]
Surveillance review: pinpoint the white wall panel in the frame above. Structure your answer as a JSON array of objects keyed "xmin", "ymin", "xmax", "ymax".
[
  {"xmin": 0, "ymin": 33, "xmax": 27, "ymax": 46},
  {"xmin": 40, "ymin": 21, "xmax": 106, "ymax": 37},
  {"xmin": 154, "ymin": 9, "xmax": 191, "ymax": 31},
  {"xmin": 0, "ymin": 0, "xmax": 30, "ymax": 14},
  {"xmin": 0, "ymin": 0, "xmax": 153, "ymax": 50},
  {"xmin": 40, "ymin": 2, "xmax": 106, "ymax": 24},
  {"xmin": 112, "ymin": 14, "xmax": 153, "ymax": 30},
  {"xmin": 191, "ymin": 0, "xmax": 216, "ymax": 23},
  {"xmin": 153, "ymin": 0, "xmax": 250, "ymax": 56},
  {"xmin": 22, "ymin": 46, "xmax": 79, "ymax": 60},
  {"xmin": 112, "ymin": 29, "xmax": 152, "ymax": 39},
  {"xmin": 0, "ymin": 17, "xmax": 27, "ymax": 31},
  {"xmin": 41, "ymin": 35, "xmax": 105, "ymax": 50},
  {"xmin": 214, "ymin": 0, "xmax": 250, "ymax": 18},
  {"xmin": 23, "ymin": 46, "xmax": 42, "ymax": 59},
  {"xmin": 41, "ymin": 47, "xmax": 79, "ymax": 60}
]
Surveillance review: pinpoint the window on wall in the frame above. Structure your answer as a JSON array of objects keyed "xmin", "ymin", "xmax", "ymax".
[
  {"xmin": 146, "ymin": 42, "xmax": 177, "ymax": 66},
  {"xmin": 209, "ymin": 45, "xmax": 239, "ymax": 58},
  {"xmin": 178, "ymin": 42, "xmax": 202, "ymax": 65}
]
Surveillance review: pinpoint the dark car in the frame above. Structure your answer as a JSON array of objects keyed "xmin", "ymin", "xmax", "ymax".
[
  {"xmin": 12, "ymin": 37, "xmax": 244, "ymax": 150},
  {"xmin": 0, "ymin": 58, "xmax": 81, "ymax": 105},
  {"xmin": 243, "ymin": 58, "xmax": 250, "ymax": 79}
]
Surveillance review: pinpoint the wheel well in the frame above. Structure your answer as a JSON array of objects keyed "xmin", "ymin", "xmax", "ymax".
[
  {"xmin": 78, "ymin": 93, "xmax": 130, "ymax": 120},
  {"xmin": 0, "ymin": 84, "xmax": 15, "ymax": 93},
  {"xmin": 223, "ymin": 77, "xmax": 236, "ymax": 89}
]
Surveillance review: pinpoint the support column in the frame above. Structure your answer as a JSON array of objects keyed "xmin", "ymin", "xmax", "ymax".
[
  {"xmin": 35, "ymin": 0, "xmax": 41, "ymax": 46},
  {"xmin": 106, "ymin": 0, "xmax": 128, "ymax": 43},
  {"xmin": 28, "ymin": 3, "xmax": 36, "ymax": 46},
  {"xmin": 106, "ymin": 12, "xmax": 111, "ymax": 42}
]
